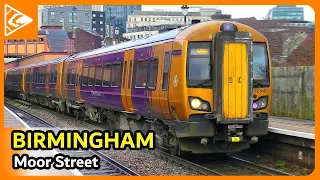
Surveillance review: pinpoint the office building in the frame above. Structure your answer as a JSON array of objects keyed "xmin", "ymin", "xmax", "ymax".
[
  {"xmin": 103, "ymin": 5, "xmax": 141, "ymax": 36},
  {"xmin": 41, "ymin": 6, "xmax": 92, "ymax": 32},
  {"xmin": 267, "ymin": 5, "xmax": 304, "ymax": 20},
  {"xmin": 92, "ymin": 11, "xmax": 106, "ymax": 39}
]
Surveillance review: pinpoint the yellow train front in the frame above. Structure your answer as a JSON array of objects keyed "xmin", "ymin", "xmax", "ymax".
[{"xmin": 162, "ymin": 21, "xmax": 271, "ymax": 154}]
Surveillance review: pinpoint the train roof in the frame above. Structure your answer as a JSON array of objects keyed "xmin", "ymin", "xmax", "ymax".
[
  {"xmin": 68, "ymin": 27, "xmax": 187, "ymax": 60},
  {"xmin": 6, "ymin": 20, "xmax": 268, "ymax": 72},
  {"xmin": 6, "ymin": 56, "xmax": 70, "ymax": 72}
]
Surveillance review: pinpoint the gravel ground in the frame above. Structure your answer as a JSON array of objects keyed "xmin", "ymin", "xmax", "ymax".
[
  {"xmin": 230, "ymin": 150, "xmax": 314, "ymax": 176},
  {"xmin": 6, "ymin": 100, "xmax": 313, "ymax": 176},
  {"xmin": 6, "ymin": 101, "xmax": 202, "ymax": 176}
]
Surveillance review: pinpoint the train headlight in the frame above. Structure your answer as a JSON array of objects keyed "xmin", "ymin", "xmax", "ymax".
[
  {"xmin": 191, "ymin": 99, "xmax": 201, "ymax": 109},
  {"xmin": 189, "ymin": 97, "xmax": 211, "ymax": 112},
  {"xmin": 253, "ymin": 96, "xmax": 268, "ymax": 110}
]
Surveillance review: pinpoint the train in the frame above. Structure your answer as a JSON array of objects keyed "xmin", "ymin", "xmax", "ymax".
[{"xmin": 5, "ymin": 21, "xmax": 272, "ymax": 155}]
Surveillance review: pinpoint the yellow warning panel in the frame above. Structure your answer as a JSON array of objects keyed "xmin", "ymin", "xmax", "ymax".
[{"xmin": 223, "ymin": 43, "xmax": 248, "ymax": 119}]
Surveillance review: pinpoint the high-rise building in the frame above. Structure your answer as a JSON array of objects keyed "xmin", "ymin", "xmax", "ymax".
[
  {"xmin": 92, "ymin": 11, "xmax": 106, "ymax": 39},
  {"xmin": 267, "ymin": 5, "xmax": 304, "ymax": 20},
  {"xmin": 103, "ymin": 5, "xmax": 141, "ymax": 36},
  {"xmin": 41, "ymin": 6, "xmax": 92, "ymax": 32},
  {"xmin": 92, "ymin": 5, "xmax": 103, "ymax": 12}
]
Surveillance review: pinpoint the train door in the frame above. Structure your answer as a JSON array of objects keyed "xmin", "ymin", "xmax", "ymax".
[
  {"xmin": 130, "ymin": 47, "xmax": 152, "ymax": 116},
  {"xmin": 121, "ymin": 51, "xmax": 130, "ymax": 111},
  {"xmin": 123, "ymin": 49, "xmax": 135, "ymax": 112},
  {"xmin": 151, "ymin": 44, "xmax": 165, "ymax": 119},
  {"xmin": 63, "ymin": 61, "xmax": 77, "ymax": 101},
  {"xmin": 159, "ymin": 42, "xmax": 173, "ymax": 119},
  {"xmin": 213, "ymin": 31, "xmax": 253, "ymax": 122},
  {"xmin": 75, "ymin": 59, "xmax": 83, "ymax": 102}
]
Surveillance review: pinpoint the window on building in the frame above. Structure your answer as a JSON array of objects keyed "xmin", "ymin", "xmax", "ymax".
[
  {"xmin": 82, "ymin": 67, "xmax": 89, "ymax": 86},
  {"xmin": 100, "ymin": 28, "xmax": 103, "ymax": 32},
  {"xmin": 100, "ymin": 21, "xmax": 103, "ymax": 24},
  {"xmin": 95, "ymin": 65, "xmax": 103, "ymax": 86},
  {"xmin": 148, "ymin": 58, "xmax": 158, "ymax": 89},
  {"xmin": 100, "ymin": 14, "xmax": 103, "ymax": 18},
  {"xmin": 88, "ymin": 66, "xmax": 95, "ymax": 86},
  {"xmin": 111, "ymin": 63, "xmax": 122, "ymax": 87},
  {"xmin": 102, "ymin": 64, "xmax": 111, "ymax": 87},
  {"xmin": 93, "ymin": 13, "xmax": 96, "ymax": 17},
  {"xmin": 135, "ymin": 61, "xmax": 148, "ymax": 88},
  {"xmin": 93, "ymin": 21, "xmax": 96, "ymax": 24},
  {"xmin": 39, "ymin": 38, "xmax": 44, "ymax": 42},
  {"xmin": 50, "ymin": 12, "xmax": 55, "ymax": 16},
  {"xmin": 93, "ymin": 28, "xmax": 96, "ymax": 31}
]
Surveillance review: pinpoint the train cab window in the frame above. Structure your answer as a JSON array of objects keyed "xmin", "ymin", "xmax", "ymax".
[
  {"xmin": 88, "ymin": 66, "xmax": 96, "ymax": 86},
  {"xmin": 102, "ymin": 64, "xmax": 111, "ymax": 87},
  {"xmin": 111, "ymin": 63, "xmax": 122, "ymax": 87},
  {"xmin": 187, "ymin": 42, "xmax": 211, "ymax": 87},
  {"xmin": 66, "ymin": 69, "xmax": 72, "ymax": 85},
  {"xmin": 70, "ymin": 68, "xmax": 76, "ymax": 85},
  {"xmin": 162, "ymin": 52, "xmax": 171, "ymax": 90},
  {"xmin": 95, "ymin": 65, "xmax": 103, "ymax": 86},
  {"xmin": 82, "ymin": 67, "xmax": 89, "ymax": 86},
  {"xmin": 148, "ymin": 58, "xmax": 158, "ymax": 89},
  {"xmin": 135, "ymin": 60, "xmax": 148, "ymax": 88}
]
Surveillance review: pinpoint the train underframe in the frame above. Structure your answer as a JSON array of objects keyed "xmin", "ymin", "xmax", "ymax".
[{"xmin": 7, "ymin": 91, "xmax": 269, "ymax": 155}]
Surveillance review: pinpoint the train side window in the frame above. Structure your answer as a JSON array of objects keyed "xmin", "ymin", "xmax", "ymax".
[
  {"xmin": 111, "ymin": 63, "xmax": 122, "ymax": 87},
  {"xmin": 148, "ymin": 57, "xmax": 158, "ymax": 89},
  {"xmin": 88, "ymin": 66, "xmax": 96, "ymax": 86},
  {"xmin": 26, "ymin": 72, "xmax": 29, "ymax": 83},
  {"xmin": 162, "ymin": 52, "xmax": 171, "ymax": 91},
  {"xmin": 102, "ymin": 64, "xmax": 111, "ymax": 87},
  {"xmin": 70, "ymin": 68, "xmax": 76, "ymax": 85},
  {"xmin": 82, "ymin": 67, "xmax": 89, "ymax": 86},
  {"xmin": 41, "ymin": 72, "xmax": 45, "ymax": 84},
  {"xmin": 37, "ymin": 71, "xmax": 41, "ymax": 84},
  {"xmin": 128, "ymin": 60, "xmax": 133, "ymax": 89},
  {"xmin": 134, "ymin": 60, "xmax": 148, "ymax": 88},
  {"xmin": 122, "ymin": 61, "xmax": 127, "ymax": 88},
  {"xmin": 95, "ymin": 65, "xmax": 103, "ymax": 86},
  {"xmin": 53, "ymin": 70, "xmax": 57, "ymax": 84},
  {"xmin": 66, "ymin": 69, "xmax": 72, "ymax": 85},
  {"xmin": 49, "ymin": 71, "xmax": 53, "ymax": 84},
  {"xmin": 33, "ymin": 72, "xmax": 36, "ymax": 83}
]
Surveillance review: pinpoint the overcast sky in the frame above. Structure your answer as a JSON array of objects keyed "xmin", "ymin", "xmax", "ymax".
[{"xmin": 142, "ymin": 5, "xmax": 315, "ymax": 21}]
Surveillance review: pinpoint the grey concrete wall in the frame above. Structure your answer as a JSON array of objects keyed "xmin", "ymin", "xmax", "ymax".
[{"xmin": 271, "ymin": 66, "xmax": 314, "ymax": 120}]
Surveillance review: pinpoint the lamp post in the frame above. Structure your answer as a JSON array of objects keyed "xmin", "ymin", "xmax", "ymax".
[{"xmin": 181, "ymin": 5, "xmax": 189, "ymax": 27}]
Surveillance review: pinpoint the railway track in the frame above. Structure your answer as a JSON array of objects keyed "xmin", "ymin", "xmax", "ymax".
[
  {"xmin": 5, "ymin": 102, "xmax": 138, "ymax": 176},
  {"xmin": 5, "ymin": 98, "xmax": 294, "ymax": 176}
]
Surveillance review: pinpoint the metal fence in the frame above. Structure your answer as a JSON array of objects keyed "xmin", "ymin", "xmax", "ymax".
[{"xmin": 271, "ymin": 66, "xmax": 314, "ymax": 120}]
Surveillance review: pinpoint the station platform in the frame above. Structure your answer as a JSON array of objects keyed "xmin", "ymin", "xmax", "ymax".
[
  {"xmin": 4, "ymin": 106, "xmax": 79, "ymax": 176},
  {"xmin": 269, "ymin": 116, "xmax": 315, "ymax": 140}
]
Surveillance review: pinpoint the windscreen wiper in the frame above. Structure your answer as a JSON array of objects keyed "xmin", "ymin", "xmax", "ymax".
[
  {"xmin": 196, "ymin": 78, "xmax": 212, "ymax": 87},
  {"xmin": 253, "ymin": 79, "xmax": 265, "ymax": 87}
]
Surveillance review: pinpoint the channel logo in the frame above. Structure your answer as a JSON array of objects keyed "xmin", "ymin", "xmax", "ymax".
[{"xmin": 4, "ymin": 4, "xmax": 33, "ymax": 37}]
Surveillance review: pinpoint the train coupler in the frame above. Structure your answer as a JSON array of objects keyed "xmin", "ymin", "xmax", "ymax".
[{"xmin": 227, "ymin": 124, "xmax": 244, "ymax": 143}]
